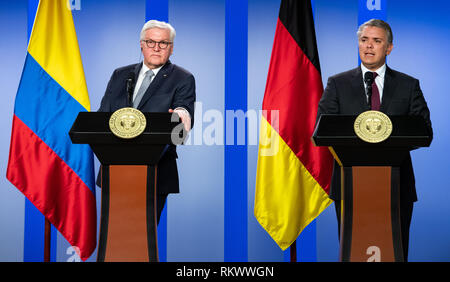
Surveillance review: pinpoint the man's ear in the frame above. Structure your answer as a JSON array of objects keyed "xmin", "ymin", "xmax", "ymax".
[{"xmin": 386, "ymin": 43, "xmax": 393, "ymax": 56}]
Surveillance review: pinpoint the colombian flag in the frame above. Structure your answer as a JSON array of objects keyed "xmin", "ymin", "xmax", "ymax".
[
  {"xmin": 6, "ymin": 1, "xmax": 96, "ymax": 261},
  {"xmin": 254, "ymin": 0, "xmax": 334, "ymax": 250}
]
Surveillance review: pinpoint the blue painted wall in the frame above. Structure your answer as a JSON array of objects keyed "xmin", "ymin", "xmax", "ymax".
[{"xmin": 0, "ymin": 0, "xmax": 449, "ymax": 262}]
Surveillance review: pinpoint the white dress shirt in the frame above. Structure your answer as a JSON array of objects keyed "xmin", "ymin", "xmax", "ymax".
[
  {"xmin": 132, "ymin": 62, "xmax": 163, "ymax": 101},
  {"xmin": 361, "ymin": 63, "xmax": 386, "ymax": 103}
]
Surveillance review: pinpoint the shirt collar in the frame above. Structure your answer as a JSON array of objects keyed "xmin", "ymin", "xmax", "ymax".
[
  {"xmin": 140, "ymin": 62, "xmax": 164, "ymax": 77},
  {"xmin": 360, "ymin": 63, "xmax": 386, "ymax": 79}
]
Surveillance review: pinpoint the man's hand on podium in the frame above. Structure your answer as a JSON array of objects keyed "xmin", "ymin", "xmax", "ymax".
[{"xmin": 169, "ymin": 108, "xmax": 191, "ymax": 132}]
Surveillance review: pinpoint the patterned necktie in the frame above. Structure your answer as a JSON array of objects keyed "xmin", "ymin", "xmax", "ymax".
[
  {"xmin": 133, "ymin": 69, "xmax": 155, "ymax": 108},
  {"xmin": 371, "ymin": 72, "xmax": 380, "ymax": 111}
]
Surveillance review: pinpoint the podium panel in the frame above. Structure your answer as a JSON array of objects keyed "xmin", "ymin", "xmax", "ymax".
[
  {"xmin": 97, "ymin": 165, "xmax": 159, "ymax": 262},
  {"xmin": 340, "ymin": 166, "xmax": 403, "ymax": 262},
  {"xmin": 105, "ymin": 165, "xmax": 150, "ymax": 262}
]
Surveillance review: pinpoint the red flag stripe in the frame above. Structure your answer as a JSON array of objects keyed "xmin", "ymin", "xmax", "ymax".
[{"xmin": 7, "ymin": 115, "xmax": 96, "ymax": 261}]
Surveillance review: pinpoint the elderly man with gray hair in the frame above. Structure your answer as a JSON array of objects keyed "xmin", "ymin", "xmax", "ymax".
[
  {"xmin": 98, "ymin": 19, "xmax": 196, "ymax": 222},
  {"xmin": 316, "ymin": 19, "xmax": 432, "ymax": 261}
]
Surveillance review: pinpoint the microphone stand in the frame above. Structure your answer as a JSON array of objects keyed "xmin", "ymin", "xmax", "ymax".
[
  {"xmin": 366, "ymin": 83, "xmax": 373, "ymax": 109},
  {"xmin": 127, "ymin": 78, "xmax": 135, "ymax": 107},
  {"xmin": 364, "ymin": 72, "xmax": 374, "ymax": 109}
]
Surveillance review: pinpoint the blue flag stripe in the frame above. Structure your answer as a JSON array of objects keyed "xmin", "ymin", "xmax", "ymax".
[{"xmin": 14, "ymin": 53, "xmax": 95, "ymax": 193}]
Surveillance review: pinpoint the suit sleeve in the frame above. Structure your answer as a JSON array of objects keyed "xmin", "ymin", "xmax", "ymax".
[
  {"xmin": 409, "ymin": 79, "xmax": 433, "ymax": 140},
  {"xmin": 98, "ymin": 70, "xmax": 118, "ymax": 112},
  {"xmin": 316, "ymin": 76, "xmax": 340, "ymax": 125},
  {"xmin": 171, "ymin": 74, "xmax": 196, "ymax": 127}
]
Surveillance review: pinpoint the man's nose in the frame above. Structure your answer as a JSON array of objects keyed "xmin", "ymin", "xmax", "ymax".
[{"xmin": 153, "ymin": 44, "xmax": 161, "ymax": 51}]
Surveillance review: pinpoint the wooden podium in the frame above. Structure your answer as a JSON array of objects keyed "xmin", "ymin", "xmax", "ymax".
[
  {"xmin": 312, "ymin": 114, "xmax": 431, "ymax": 262},
  {"xmin": 70, "ymin": 112, "xmax": 185, "ymax": 262}
]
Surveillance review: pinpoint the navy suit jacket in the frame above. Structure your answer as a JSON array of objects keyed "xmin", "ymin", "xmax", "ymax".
[
  {"xmin": 316, "ymin": 65, "xmax": 432, "ymax": 204},
  {"xmin": 98, "ymin": 60, "xmax": 196, "ymax": 194}
]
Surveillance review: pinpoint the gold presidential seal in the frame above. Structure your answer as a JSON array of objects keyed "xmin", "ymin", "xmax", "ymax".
[
  {"xmin": 109, "ymin": 107, "xmax": 146, "ymax": 139},
  {"xmin": 354, "ymin": 110, "xmax": 392, "ymax": 143}
]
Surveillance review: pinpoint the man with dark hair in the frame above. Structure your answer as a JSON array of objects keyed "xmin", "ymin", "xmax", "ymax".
[{"xmin": 316, "ymin": 19, "xmax": 432, "ymax": 261}]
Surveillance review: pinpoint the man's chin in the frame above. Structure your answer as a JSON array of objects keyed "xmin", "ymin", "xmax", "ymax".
[
  {"xmin": 145, "ymin": 61, "xmax": 165, "ymax": 69},
  {"xmin": 361, "ymin": 61, "xmax": 383, "ymax": 71}
]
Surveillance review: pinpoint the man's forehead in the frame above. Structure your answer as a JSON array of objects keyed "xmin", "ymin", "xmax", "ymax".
[
  {"xmin": 360, "ymin": 26, "xmax": 387, "ymax": 38},
  {"xmin": 144, "ymin": 27, "xmax": 171, "ymax": 39}
]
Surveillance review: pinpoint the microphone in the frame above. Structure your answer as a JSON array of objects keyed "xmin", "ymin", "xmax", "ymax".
[
  {"xmin": 126, "ymin": 72, "xmax": 135, "ymax": 106},
  {"xmin": 364, "ymin": 71, "xmax": 374, "ymax": 108}
]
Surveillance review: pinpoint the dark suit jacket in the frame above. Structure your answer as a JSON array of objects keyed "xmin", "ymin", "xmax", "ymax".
[
  {"xmin": 98, "ymin": 60, "xmax": 196, "ymax": 194},
  {"xmin": 316, "ymin": 65, "xmax": 432, "ymax": 204}
]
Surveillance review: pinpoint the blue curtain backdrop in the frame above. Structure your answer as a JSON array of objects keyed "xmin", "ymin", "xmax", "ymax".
[{"xmin": 0, "ymin": 0, "xmax": 449, "ymax": 262}]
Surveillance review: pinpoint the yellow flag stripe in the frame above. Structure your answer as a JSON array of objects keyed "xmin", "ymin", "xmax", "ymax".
[
  {"xmin": 28, "ymin": 0, "xmax": 90, "ymax": 111},
  {"xmin": 254, "ymin": 116, "xmax": 332, "ymax": 250}
]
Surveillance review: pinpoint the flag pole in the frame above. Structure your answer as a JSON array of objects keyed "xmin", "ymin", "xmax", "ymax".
[
  {"xmin": 44, "ymin": 218, "xmax": 51, "ymax": 262},
  {"xmin": 290, "ymin": 240, "xmax": 297, "ymax": 262}
]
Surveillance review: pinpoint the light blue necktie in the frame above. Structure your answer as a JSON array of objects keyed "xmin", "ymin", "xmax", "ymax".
[{"xmin": 133, "ymin": 69, "xmax": 154, "ymax": 108}]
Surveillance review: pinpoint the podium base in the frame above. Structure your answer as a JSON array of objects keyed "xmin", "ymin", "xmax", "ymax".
[
  {"xmin": 97, "ymin": 165, "xmax": 159, "ymax": 262},
  {"xmin": 340, "ymin": 166, "xmax": 404, "ymax": 262}
]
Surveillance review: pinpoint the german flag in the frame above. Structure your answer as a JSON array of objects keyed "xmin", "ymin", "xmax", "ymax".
[{"xmin": 254, "ymin": 0, "xmax": 334, "ymax": 250}]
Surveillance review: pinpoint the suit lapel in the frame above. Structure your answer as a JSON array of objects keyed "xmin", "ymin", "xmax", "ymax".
[
  {"xmin": 379, "ymin": 66, "xmax": 397, "ymax": 112},
  {"xmin": 350, "ymin": 66, "xmax": 370, "ymax": 111},
  {"xmin": 133, "ymin": 63, "xmax": 142, "ymax": 82},
  {"xmin": 137, "ymin": 60, "xmax": 173, "ymax": 109}
]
